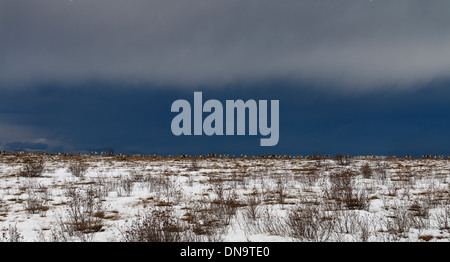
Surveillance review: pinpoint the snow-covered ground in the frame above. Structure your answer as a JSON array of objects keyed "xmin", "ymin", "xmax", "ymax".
[{"xmin": 0, "ymin": 155, "xmax": 449, "ymax": 242}]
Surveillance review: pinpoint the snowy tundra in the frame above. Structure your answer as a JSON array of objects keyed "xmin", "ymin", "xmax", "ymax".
[{"xmin": 0, "ymin": 154, "xmax": 449, "ymax": 242}]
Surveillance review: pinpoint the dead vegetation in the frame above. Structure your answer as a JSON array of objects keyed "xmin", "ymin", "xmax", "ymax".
[
  {"xmin": 20, "ymin": 157, "xmax": 46, "ymax": 177},
  {"xmin": 0, "ymin": 154, "xmax": 449, "ymax": 242}
]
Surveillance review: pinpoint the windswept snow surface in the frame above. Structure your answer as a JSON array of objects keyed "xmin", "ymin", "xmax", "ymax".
[{"xmin": 0, "ymin": 155, "xmax": 449, "ymax": 242}]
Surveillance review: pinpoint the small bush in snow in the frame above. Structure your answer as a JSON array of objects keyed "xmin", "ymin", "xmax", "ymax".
[
  {"xmin": 360, "ymin": 163, "xmax": 373, "ymax": 179},
  {"xmin": 0, "ymin": 223, "xmax": 22, "ymax": 242},
  {"xmin": 21, "ymin": 157, "xmax": 46, "ymax": 177},
  {"xmin": 62, "ymin": 187, "xmax": 105, "ymax": 235},
  {"xmin": 67, "ymin": 161, "xmax": 89, "ymax": 178},
  {"xmin": 121, "ymin": 208, "xmax": 185, "ymax": 242}
]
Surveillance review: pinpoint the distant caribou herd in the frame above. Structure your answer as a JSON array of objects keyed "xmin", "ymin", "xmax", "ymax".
[{"xmin": 0, "ymin": 150, "xmax": 449, "ymax": 160}]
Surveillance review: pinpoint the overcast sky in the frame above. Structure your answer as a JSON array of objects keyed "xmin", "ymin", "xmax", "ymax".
[
  {"xmin": 3, "ymin": 0, "xmax": 450, "ymax": 90},
  {"xmin": 1, "ymin": 1, "xmax": 450, "ymax": 156}
]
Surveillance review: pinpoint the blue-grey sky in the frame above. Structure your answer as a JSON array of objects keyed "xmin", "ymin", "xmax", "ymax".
[{"xmin": 1, "ymin": 0, "xmax": 450, "ymax": 157}]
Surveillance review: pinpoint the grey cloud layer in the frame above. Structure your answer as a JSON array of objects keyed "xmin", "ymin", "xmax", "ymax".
[{"xmin": 2, "ymin": 0, "xmax": 450, "ymax": 89}]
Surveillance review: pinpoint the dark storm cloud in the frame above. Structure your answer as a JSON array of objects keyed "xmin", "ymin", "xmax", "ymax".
[
  {"xmin": 2, "ymin": 0, "xmax": 450, "ymax": 89},
  {"xmin": 1, "ymin": 83, "xmax": 450, "ymax": 156}
]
